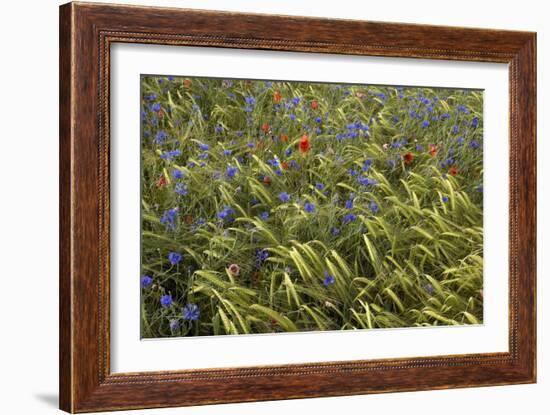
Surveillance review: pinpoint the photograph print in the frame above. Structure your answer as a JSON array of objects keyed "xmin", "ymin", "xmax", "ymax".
[{"xmin": 139, "ymin": 75, "xmax": 484, "ymax": 338}]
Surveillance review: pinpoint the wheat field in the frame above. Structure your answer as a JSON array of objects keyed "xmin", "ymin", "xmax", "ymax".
[{"xmin": 139, "ymin": 75, "xmax": 484, "ymax": 338}]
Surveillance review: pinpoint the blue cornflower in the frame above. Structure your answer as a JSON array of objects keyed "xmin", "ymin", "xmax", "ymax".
[
  {"xmin": 416, "ymin": 143, "xmax": 424, "ymax": 151},
  {"xmin": 348, "ymin": 169, "xmax": 358, "ymax": 177},
  {"xmin": 198, "ymin": 142, "xmax": 209, "ymax": 151},
  {"xmin": 387, "ymin": 159, "xmax": 396, "ymax": 169},
  {"xmin": 223, "ymin": 149, "xmax": 232, "ymax": 156},
  {"xmin": 217, "ymin": 205, "xmax": 235, "ymax": 220},
  {"xmin": 183, "ymin": 304, "xmax": 200, "ymax": 321},
  {"xmin": 160, "ymin": 207, "xmax": 178, "ymax": 230},
  {"xmin": 259, "ymin": 211, "xmax": 269, "ymax": 221},
  {"xmin": 292, "ymin": 96, "xmax": 301, "ymax": 106},
  {"xmin": 174, "ymin": 183, "xmax": 189, "ymax": 196},
  {"xmin": 370, "ymin": 201, "xmax": 379, "ymax": 214},
  {"xmin": 255, "ymin": 249, "xmax": 269, "ymax": 268},
  {"xmin": 247, "ymin": 142, "xmax": 255, "ymax": 149},
  {"xmin": 285, "ymin": 148, "xmax": 293, "ymax": 157},
  {"xmin": 345, "ymin": 199, "xmax": 354, "ymax": 209},
  {"xmin": 457, "ymin": 137, "xmax": 465, "ymax": 146},
  {"xmin": 144, "ymin": 93, "xmax": 157, "ymax": 101},
  {"xmin": 279, "ymin": 192, "xmax": 291, "ymax": 203},
  {"xmin": 471, "ymin": 117, "xmax": 479, "ymax": 128},
  {"xmin": 245, "ymin": 96, "xmax": 256, "ymax": 106},
  {"xmin": 192, "ymin": 218, "xmax": 206, "ymax": 230},
  {"xmin": 198, "ymin": 152, "xmax": 209, "ymax": 160},
  {"xmin": 343, "ymin": 213, "xmax": 357, "ymax": 224},
  {"xmin": 315, "ymin": 182, "xmax": 325, "ymax": 191},
  {"xmin": 160, "ymin": 150, "xmax": 181, "ymax": 160},
  {"xmin": 323, "ymin": 271, "xmax": 335, "ymax": 287},
  {"xmin": 174, "ymin": 183, "xmax": 188, "ymax": 196},
  {"xmin": 424, "ymin": 283, "xmax": 435, "ymax": 295},
  {"xmin": 315, "ymin": 116, "xmax": 322, "ymax": 123},
  {"xmin": 330, "ymin": 227, "xmax": 341, "ymax": 236},
  {"xmin": 141, "ymin": 275, "xmax": 153, "ymax": 288},
  {"xmin": 236, "ymin": 130, "xmax": 244, "ymax": 137},
  {"xmin": 421, "ymin": 120, "xmax": 430, "ymax": 128},
  {"xmin": 168, "ymin": 252, "xmax": 182, "ymax": 265},
  {"xmin": 169, "ymin": 319, "xmax": 180, "ymax": 331},
  {"xmin": 155, "ymin": 131, "xmax": 167, "ymax": 144},
  {"xmin": 362, "ymin": 159, "xmax": 373, "ymax": 172},
  {"xmin": 289, "ymin": 114, "xmax": 297, "ymax": 121},
  {"xmin": 151, "ymin": 103, "xmax": 161, "ymax": 112},
  {"xmin": 440, "ymin": 113, "xmax": 451, "ymax": 120},
  {"xmin": 171, "ymin": 169, "xmax": 184, "ymax": 179},
  {"xmin": 476, "ymin": 185, "xmax": 484, "ymax": 193},
  {"xmin": 304, "ymin": 202, "xmax": 315, "ymax": 213},
  {"xmin": 358, "ymin": 176, "xmax": 378, "ymax": 186},
  {"xmin": 226, "ymin": 165, "xmax": 238, "ymax": 178},
  {"xmin": 451, "ymin": 125, "xmax": 459, "ymax": 134},
  {"xmin": 289, "ymin": 160, "xmax": 299, "ymax": 170},
  {"xmin": 469, "ymin": 140, "xmax": 480, "ymax": 149},
  {"xmin": 457, "ymin": 104, "xmax": 469, "ymax": 113},
  {"xmin": 442, "ymin": 196, "xmax": 449, "ymax": 203},
  {"xmin": 215, "ymin": 125, "xmax": 224, "ymax": 134},
  {"xmin": 160, "ymin": 294, "xmax": 173, "ymax": 308}
]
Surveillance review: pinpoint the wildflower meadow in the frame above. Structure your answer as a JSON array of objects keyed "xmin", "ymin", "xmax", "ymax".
[{"xmin": 140, "ymin": 75, "xmax": 484, "ymax": 338}]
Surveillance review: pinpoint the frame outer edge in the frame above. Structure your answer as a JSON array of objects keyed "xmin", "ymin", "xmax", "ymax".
[
  {"xmin": 59, "ymin": 2, "xmax": 75, "ymax": 413},
  {"xmin": 59, "ymin": 2, "xmax": 537, "ymax": 412},
  {"xmin": 520, "ymin": 33, "xmax": 537, "ymax": 382}
]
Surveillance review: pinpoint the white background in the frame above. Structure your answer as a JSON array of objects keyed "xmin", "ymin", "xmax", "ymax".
[
  {"xmin": 111, "ymin": 45, "xmax": 509, "ymax": 372},
  {"xmin": 0, "ymin": 0, "xmax": 547, "ymax": 414}
]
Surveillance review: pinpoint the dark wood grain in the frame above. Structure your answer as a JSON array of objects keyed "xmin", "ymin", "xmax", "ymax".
[{"xmin": 59, "ymin": 2, "xmax": 536, "ymax": 412}]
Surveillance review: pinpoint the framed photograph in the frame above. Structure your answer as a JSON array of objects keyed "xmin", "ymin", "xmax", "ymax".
[{"xmin": 59, "ymin": 2, "xmax": 536, "ymax": 412}]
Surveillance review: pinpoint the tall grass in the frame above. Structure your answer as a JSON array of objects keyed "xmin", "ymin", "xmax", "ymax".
[{"xmin": 140, "ymin": 76, "xmax": 483, "ymax": 338}]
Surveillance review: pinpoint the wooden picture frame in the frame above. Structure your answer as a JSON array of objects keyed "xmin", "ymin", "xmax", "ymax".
[{"xmin": 59, "ymin": 2, "xmax": 536, "ymax": 412}]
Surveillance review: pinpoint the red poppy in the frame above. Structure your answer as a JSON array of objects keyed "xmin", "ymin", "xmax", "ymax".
[
  {"xmin": 263, "ymin": 176, "xmax": 272, "ymax": 185},
  {"xmin": 281, "ymin": 160, "xmax": 289, "ymax": 170},
  {"xmin": 261, "ymin": 123, "xmax": 270, "ymax": 133},
  {"xmin": 228, "ymin": 263, "xmax": 241, "ymax": 276},
  {"xmin": 449, "ymin": 166, "xmax": 458, "ymax": 177},
  {"xmin": 403, "ymin": 152, "xmax": 414, "ymax": 164},
  {"xmin": 273, "ymin": 91, "xmax": 282, "ymax": 103},
  {"xmin": 299, "ymin": 134, "xmax": 310, "ymax": 154},
  {"xmin": 311, "ymin": 100, "xmax": 319, "ymax": 110},
  {"xmin": 183, "ymin": 79, "xmax": 192, "ymax": 88},
  {"xmin": 429, "ymin": 144, "xmax": 438, "ymax": 157},
  {"xmin": 280, "ymin": 133, "xmax": 289, "ymax": 142},
  {"xmin": 156, "ymin": 175, "xmax": 167, "ymax": 188}
]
